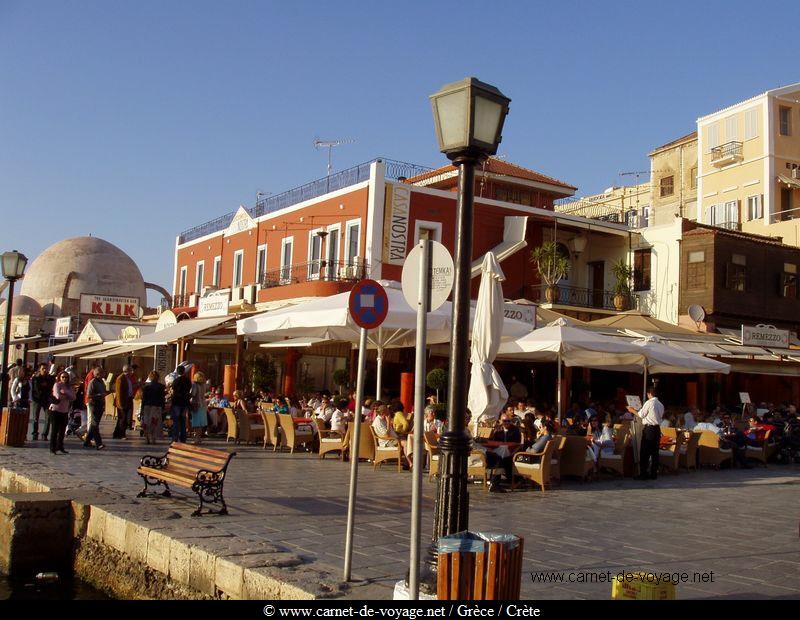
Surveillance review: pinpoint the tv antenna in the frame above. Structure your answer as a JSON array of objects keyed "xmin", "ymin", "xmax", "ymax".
[{"xmin": 314, "ymin": 137, "xmax": 355, "ymax": 176}]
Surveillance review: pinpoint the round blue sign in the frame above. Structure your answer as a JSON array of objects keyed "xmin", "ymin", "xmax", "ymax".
[{"xmin": 348, "ymin": 279, "xmax": 389, "ymax": 330}]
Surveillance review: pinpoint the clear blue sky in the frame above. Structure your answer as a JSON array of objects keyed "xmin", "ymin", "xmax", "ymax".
[{"xmin": 1, "ymin": 0, "xmax": 797, "ymax": 302}]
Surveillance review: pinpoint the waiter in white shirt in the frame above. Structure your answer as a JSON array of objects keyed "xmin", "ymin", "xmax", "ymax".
[{"xmin": 627, "ymin": 386, "xmax": 664, "ymax": 480}]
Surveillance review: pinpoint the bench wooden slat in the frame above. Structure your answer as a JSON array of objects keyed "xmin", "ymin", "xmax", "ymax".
[
  {"xmin": 169, "ymin": 445, "xmax": 230, "ymax": 462},
  {"xmin": 138, "ymin": 467, "xmax": 195, "ymax": 488},
  {"xmin": 171, "ymin": 442, "xmax": 234, "ymax": 460},
  {"xmin": 167, "ymin": 452, "xmax": 228, "ymax": 470}
]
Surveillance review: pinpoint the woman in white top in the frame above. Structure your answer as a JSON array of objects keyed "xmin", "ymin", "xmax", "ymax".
[{"xmin": 588, "ymin": 415, "xmax": 615, "ymax": 462}]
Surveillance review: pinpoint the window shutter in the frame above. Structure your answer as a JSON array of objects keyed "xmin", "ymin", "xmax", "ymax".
[
  {"xmin": 725, "ymin": 116, "xmax": 738, "ymax": 142},
  {"xmin": 707, "ymin": 124, "xmax": 719, "ymax": 149}
]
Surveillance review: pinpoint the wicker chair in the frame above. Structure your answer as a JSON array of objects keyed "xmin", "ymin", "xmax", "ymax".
[
  {"xmin": 658, "ymin": 430, "xmax": 683, "ymax": 473},
  {"xmin": 679, "ymin": 431, "xmax": 701, "ymax": 471},
  {"xmin": 223, "ymin": 407, "xmax": 238, "ymax": 443},
  {"xmin": 745, "ymin": 429, "xmax": 772, "ymax": 466},
  {"xmin": 261, "ymin": 411, "xmax": 279, "ymax": 450},
  {"xmin": 235, "ymin": 409, "xmax": 265, "ymax": 445},
  {"xmin": 467, "ymin": 450, "xmax": 505, "ymax": 491},
  {"xmin": 698, "ymin": 431, "xmax": 732, "ymax": 468},
  {"xmin": 276, "ymin": 413, "xmax": 313, "ymax": 453},
  {"xmin": 556, "ymin": 434, "xmax": 595, "ymax": 481},
  {"xmin": 511, "ymin": 439, "xmax": 558, "ymax": 493},
  {"xmin": 423, "ymin": 430, "xmax": 440, "ymax": 481},
  {"xmin": 319, "ymin": 424, "xmax": 350, "ymax": 460},
  {"xmin": 369, "ymin": 425, "xmax": 403, "ymax": 471},
  {"xmin": 345, "ymin": 421, "xmax": 375, "ymax": 462},
  {"xmin": 598, "ymin": 432, "xmax": 630, "ymax": 477}
]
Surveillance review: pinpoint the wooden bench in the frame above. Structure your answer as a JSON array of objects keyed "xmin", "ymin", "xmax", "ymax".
[{"xmin": 136, "ymin": 442, "xmax": 237, "ymax": 516}]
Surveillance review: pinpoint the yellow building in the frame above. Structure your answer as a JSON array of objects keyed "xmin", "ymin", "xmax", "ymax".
[
  {"xmin": 554, "ymin": 182, "xmax": 651, "ymax": 227},
  {"xmin": 697, "ymin": 82, "xmax": 800, "ymax": 244},
  {"xmin": 649, "ymin": 132, "xmax": 698, "ymax": 226}
]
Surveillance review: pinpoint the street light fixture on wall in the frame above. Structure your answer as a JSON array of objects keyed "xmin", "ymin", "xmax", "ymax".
[
  {"xmin": 425, "ymin": 78, "xmax": 510, "ymax": 578},
  {"xmin": 0, "ymin": 250, "xmax": 29, "ymax": 409}
]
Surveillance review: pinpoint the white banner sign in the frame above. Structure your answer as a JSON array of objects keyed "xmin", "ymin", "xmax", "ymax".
[
  {"xmin": 503, "ymin": 303, "xmax": 537, "ymax": 330},
  {"xmin": 741, "ymin": 324, "xmax": 789, "ymax": 349},
  {"xmin": 198, "ymin": 290, "xmax": 230, "ymax": 318},
  {"xmin": 55, "ymin": 317, "xmax": 72, "ymax": 339},
  {"xmin": 384, "ymin": 184, "xmax": 411, "ymax": 266},
  {"xmin": 80, "ymin": 294, "xmax": 140, "ymax": 318}
]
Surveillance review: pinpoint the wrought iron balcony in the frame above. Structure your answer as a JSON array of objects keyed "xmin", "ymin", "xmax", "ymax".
[
  {"xmin": 528, "ymin": 284, "xmax": 622, "ymax": 311},
  {"xmin": 171, "ymin": 293, "xmax": 192, "ymax": 308},
  {"xmin": 710, "ymin": 141, "xmax": 743, "ymax": 166},
  {"xmin": 261, "ymin": 260, "xmax": 368, "ymax": 289}
]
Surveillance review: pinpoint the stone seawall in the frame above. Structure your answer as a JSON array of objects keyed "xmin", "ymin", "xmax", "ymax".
[{"xmin": 0, "ymin": 467, "xmax": 349, "ymax": 600}]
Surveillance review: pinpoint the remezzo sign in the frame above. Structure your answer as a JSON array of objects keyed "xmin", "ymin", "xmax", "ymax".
[{"xmin": 741, "ymin": 324, "xmax": 789, "ymax": 349}]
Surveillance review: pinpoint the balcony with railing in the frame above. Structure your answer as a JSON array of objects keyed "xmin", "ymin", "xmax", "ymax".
[
  {"xmin": 527, "ymin": 284, "xmax": 626, "ymax": 312},
  {"xmin": 261, "ymin": 259, "xmax": 368, "ymax": 289},
  {"xmin": 178, "ymin": 158, "xmax": 433, "ymax": 244},
  {"xmin": 710, "ymin": 141, "xmax": 743, "ymax": 166}
]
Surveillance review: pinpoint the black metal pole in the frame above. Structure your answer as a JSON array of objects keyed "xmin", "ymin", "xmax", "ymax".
[
  {"xmin": 433, "ymin": 156, "xmax": 477, "ymax": 540},
  {"xmin": 0, "ymin": 278, "xmax": 17, "ymax": 409}
]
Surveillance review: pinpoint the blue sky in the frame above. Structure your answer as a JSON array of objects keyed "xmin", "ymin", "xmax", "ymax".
[{"xmin": 1, "ymin": 0, "xmax": 797, "ymax": 302}]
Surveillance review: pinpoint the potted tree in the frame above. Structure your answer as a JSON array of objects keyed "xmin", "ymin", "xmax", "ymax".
[
  {"xmin": 530, "ymin": 242, "xmax": 569, "ymax": 303},
  {"xmin": 332, "ymin": 368, "xmax": 350, "ymax": 395},
  {"xmin": 611, "ymin": 258, "xmax": 632, "ymax": 311},
  {"xmin": 426, "ymin": 368, "xmax": 448, "ymax": 403}
]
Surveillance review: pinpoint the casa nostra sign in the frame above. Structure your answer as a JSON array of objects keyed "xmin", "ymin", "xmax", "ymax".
[{"xmin": 80, "ymin": 294, "xmax": 140, "ymax": 318}]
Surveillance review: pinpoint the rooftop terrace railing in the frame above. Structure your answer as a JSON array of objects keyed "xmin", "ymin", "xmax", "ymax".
[{"xmin": 178, "ymin": 158, "xmax": 434, "ymax": 244}]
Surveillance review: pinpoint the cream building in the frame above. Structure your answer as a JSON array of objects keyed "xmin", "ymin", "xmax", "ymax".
[
  {"xmin": 697, "ymin": 82, "xmax": 800, "ymax": 243},
  {"xmin": 649, "ymin": 132, "xmax": 698, "ymax": 226},
  {"xmin": 554, "ymin": 182, "xmax": 651, "ymax": 227}
]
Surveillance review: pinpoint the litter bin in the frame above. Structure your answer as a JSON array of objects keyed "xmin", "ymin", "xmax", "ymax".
[
  {"xmin": 0, "ymin": 407, "xmax": 28, "ymax": 447},
  {"xmin": 437, "ymin": 531, "xmax": 524, "ymax": 600}
]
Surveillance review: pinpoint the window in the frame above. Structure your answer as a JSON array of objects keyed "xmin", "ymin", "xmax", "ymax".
[
  {"xmin": 745, "ymin": 108, "xmax": 759, "ymax": 140},
  {"xmin": 690, "ymin": 167, "xmax": 697, "ymax": 189},
  {"xmin": 326, "ymin": 225, "xmax": 340, "ymax": 270},
  {"xmin": 308, "ymin": 230, "xmax": 323, "ymax": 279},
  {"xmin": 232, "ymin": 250, "xmax": 244, "ymax": 288},
  {"xmin": 707, "ymin": 123, "xmax": 719, "ymax": 150},
  {"xmin": 726, "ymin": 254, "xmax": 747, "ymax": 292},
  {"xmin": 780, "ymin": 106, "xmax": 791, "ymax": 136},
  {"xmin": 781, "ymin": 187, "xmax": 793, "ymax": 220},
  {"xmin": 213, "ymin": 256, "xmax": 221, "ymax": 286},
  {"xmin": 660, "ymin": 176, "xmax": 674, "ymax": 197},
  {"xmin": 345, "ymin": 221, "xmax": 360, "ymax": 264},
  {"xmin": 746, "ymin": 195, "xmax": 763, "ymax": 221},
  {"xmin": 633, "ymin": 249, "xmax": 651, "ymax": 291},
  {"xmin": 195, "ymin": 261, "xmax": 204, "ymax": 293},
  {"xmin": 414, "ymin": 220, "xmax": 442, "ymax": 245},
  {"xmin": 706, "ymin": 202, "xmax": 738, "ymax": 228},
  {"xmin": 280, "ymin": 237, "xmax": 293, "ymax": 283},
  {"xmin": 781, "ymin": 263, "xmax": 798, "ymax": 299},
  {"xmin": 256, "ymin": 245, "xmax": 267, "ymax": 283},
  {"xmin": 178, "ymin": 267, "xmax": 187, "ymax": 298},
  {"xmin": 725, "ymin": 115, "xmax": 738, "ymax": 142},
  {"xmin": 687, "ymin": 251, "xmax": 705, "ymax": 289},
  {"xmin": 494, "ymin": 187, "xmax": 532, "ymax": 205}
]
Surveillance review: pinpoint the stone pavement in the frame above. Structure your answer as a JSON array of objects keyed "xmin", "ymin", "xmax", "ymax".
[{"xmin": 1, "ymin": 419, "xmax": 799, "ymax": 600}]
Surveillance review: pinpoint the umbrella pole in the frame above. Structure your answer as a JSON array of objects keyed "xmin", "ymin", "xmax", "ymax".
[
  {"xmin": 643, "ymin": 366, "xmax": 648, "ymax": 403},
  {"xmin": 376, "ymin": 343, "xmax": 383, "ymax": 401},
  {"xmin": 343, "ymin": 327, "xmax": 369, "ymax": 581},
  {"xmin": 557, "ymin": 353, "xmax": 562, "ymax": 424}
]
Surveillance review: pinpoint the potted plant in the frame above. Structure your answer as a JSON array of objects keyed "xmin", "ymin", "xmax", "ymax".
[
  {"xmin": 530, "ymin": 242, "xmax": 569, "ymax": 303},
  {"xmin": 332, "ymin": 368, "xmax": 350, "ymax": 395},
  {"xmin": 426, "ymin": 368, "xmax": 448, "ymax": 403},
  {"xmin": 611, "ymin": 258, "xmax": 632, "ymax": 311}
]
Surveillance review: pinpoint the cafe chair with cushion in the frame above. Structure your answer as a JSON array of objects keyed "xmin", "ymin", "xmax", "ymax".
[
  {"xmin": 679, "ymin": 431, "xmax": 701, "ymax": 472},
  {"xmin": 261, "ymin": 411, "xmax": 279, "ymax": 450},
  {"xmin": 556, "ymin": 434, "xmax": 595, "ymax": 481},
  {"xmin": 223, "ymin": 407, "xmax": 239, "ymax": 443},
  {"xmin": 423, "ymin": 430, "xmax": 440, "ymax": 481},
  {"xmin": 345, "ymin": 421, "xmax": 375, "ymax": 463},
  {"xmin": 467, "ymin": 450, "xmax": 505, "ymax": 491},
  {"xmin": 318, "ymin": 424, "xmax": 350, "ymax": 460},
  {"xmin": 511, "ymin": 439, "xmax": 558, "ymax": 493},
  {"xmin": 235, "ymin": 409, "xmax": 265, "ymax": 445},
  {"xmin": 598, "ymin": 432, "xmax": 630, "ymax": 477},
  {"xmin": 277, "ymin": 413, "xmax": 313, "ymax": 454},
  {"xmin": 658, "ymin": 430, "xmax": 683, "ymax": 474},
  {"xmin": 369, "ymin": 425, "xmax": 403, "ymax": 472},
  {"xmin": 746, "ymin": 429, "xmax": 772, "ymax": 466},
  {"xmin": 698, "ymin": 431, "xmax": 732, "ymax": 469}
]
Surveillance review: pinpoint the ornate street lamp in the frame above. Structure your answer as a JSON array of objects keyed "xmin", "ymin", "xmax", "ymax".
[
  {"xmin": 0, "ymin": 250, "xmax": 29, "ymax": 409},
  {"xmin": 428, "ymin": 78, "xmax": 510, "ymax": 551}
]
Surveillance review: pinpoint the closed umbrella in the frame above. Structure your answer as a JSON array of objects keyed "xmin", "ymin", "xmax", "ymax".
[{"xmin": 467, "ymin": 253, "xmax": 509, "ymax": 430}]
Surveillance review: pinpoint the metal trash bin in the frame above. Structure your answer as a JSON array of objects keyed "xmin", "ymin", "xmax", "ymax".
[
  {"xmin": 437, "ymin": 531, "xmax": 524, "ymax": 600},
  {"xmin": 0, "ymin": 407, "xmax": 28, "ymax": 447}
]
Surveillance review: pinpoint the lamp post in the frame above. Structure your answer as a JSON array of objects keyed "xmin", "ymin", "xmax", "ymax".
[
  {"xmin": 428, "ymin": 78, "xmax": 510, "ymax": 547},
  {"xmin": 0, "ymin": 250, "xmax": 29, "ymax": 409}
]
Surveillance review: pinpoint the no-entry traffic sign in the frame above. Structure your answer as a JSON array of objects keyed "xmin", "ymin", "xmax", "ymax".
[{"xmin": 348, "ymin": 279, "xmax": 389, "ymax": 330}]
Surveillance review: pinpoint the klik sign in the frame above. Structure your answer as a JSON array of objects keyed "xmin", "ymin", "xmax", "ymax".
[
  {"xmin": 55, "ymin": 317, "xmax": 72, "ymax": 339},
  {"xmin": 741, "ymin": 324, "xmax": 789, "ymax": 349},
  {"xmin": 383, "ymin": 183, "xmax": 411, "ymax": 266},
  {"xmin": 80, "ymin": 294, "xmax": 140, "ymax": 318}
]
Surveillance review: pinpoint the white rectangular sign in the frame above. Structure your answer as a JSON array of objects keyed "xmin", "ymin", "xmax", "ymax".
[
  {"xmin": 741, "ymin": 324, "xmax": 789, "ymax": 349},
  {"xmin": 739, "ymin": 392, "xmax": 751, "ymax": 404},
  {"xmin": 503, "ymin": 303, "xmax": 537, "ymax": 330},
  {"xmin": 80, "ymin": 294, "xmax": 140, "ymax": 318},
  {"xmin": 626, "ymin": 395, "xmax": 642, "ymax": 410},
  {"xmin": 55, "ymin": 317, "xmax": 72, "ymax": 339},
  {"xmin": 384, "ymin": 184, "xmax": 411, "ymax": 266},
  {"xmin": 197, "ymin": 290, "xmax": 230, "ymax": 318}
]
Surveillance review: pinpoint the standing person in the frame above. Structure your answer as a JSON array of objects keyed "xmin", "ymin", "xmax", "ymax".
[
  {"xmin": 170, "ymin": 366, "xmax": 191, "ymax": 443},
  {"xmin": 627, "ymin": 386, "xmax": 664, "ymax": 480},
  {"xmin": 129, "ymin": 363, "xmax": 142, "ymax": 432},
  {"xmin": 189, "ymin": 372, "xmax": 208, "ymax": 444},
  {"xmin": 50, "ymin": 371, "xmax": 75, "ymax": 455},
  {"xmin": 113, "ymin": 365, "xmax": 135, "ymax": 439},
  {"xmin": 11, "ymin": 366, "xmax": 30, "ymax": 409},
  {"xmin": 85, "ymin": 366, "xmax": 107, "ymax": 450},
  {"xmin": 30, "ymin": 363, "xmax": 55, "ymax": 441},
  {"xmin": 7, "ymin": 359, "xmax": 23, "ymax": 406},
  {"xmin": 141, "ymin": 371, "xmax": 166, "ymax": 445}
]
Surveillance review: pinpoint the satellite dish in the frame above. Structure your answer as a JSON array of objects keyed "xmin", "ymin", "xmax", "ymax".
[{"xmin": 687, "ymin": 304, "xmax": 706, "ymax": 323}]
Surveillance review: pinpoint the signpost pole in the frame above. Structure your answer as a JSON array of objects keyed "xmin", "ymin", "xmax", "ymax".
[
  {"xmin": 343, "ymin": 326, "xmax": 369, "ymax": 581},
  {"xmin": 408, "ymin": 239, "xmax": 432, "ymax": 599}
]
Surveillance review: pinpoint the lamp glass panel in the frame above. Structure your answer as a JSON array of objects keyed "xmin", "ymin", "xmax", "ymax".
[
  {"xmin": 435, "ymin": 89, "xmax": 469, "ymax": 150},
  {"xmin": 473, "ymin": 96, "xmax": 503, "ymax": 145},
  {"xmin": 2, "ymin": 252, "xmax": 20, "ymax": 279}
]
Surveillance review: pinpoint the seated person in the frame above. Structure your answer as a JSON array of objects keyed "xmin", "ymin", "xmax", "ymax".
[
  {"xmin": 587, "ymin": 415, "xmax": 615, "ymax": 462},
  {"xmin": 491, "ymin": 413, "xmax": 522, "ymax": 444},
  {"xmin": 330, "ymin": 399, "xmax": 352, "ymax": 434},
  {"xmin": 272, "ymin": 395, "xmax": 290, "ymax": 415},
  {"xmin": 661, "ymin": 411, "xmax": 677, "ymax": 428},
  {"xmin": 745, "ymin": 415, "xmax": 775, "ymax": 446},
  {"xmin": 393, "ymin": 403, "xmax": 411, "ymax": 436},
  {"xmin": 372, "ymin": 404, "xmax": 411, "ymax": 467},
  {"xmin": 683, "ymin": 407, "xmax": 698, "ymax": 430},
  {"xmin": 518, "ymin": 420, "xmax": 556, "ymax": 464},
  {"xmin": 314, "ymin": 397, "xmax": 335, "ymax": 428},
  {"xmin": 423, "ymin": 406, "xmax": 443, "ymax": 436},
  {"xmin": 693, "ymin": 414, "xmax": 723, "ymax": 435}
]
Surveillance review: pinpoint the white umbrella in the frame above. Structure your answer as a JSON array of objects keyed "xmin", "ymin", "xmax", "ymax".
[{"xmin": 467, "ymin": 253, "xmax": 508, "ymax": 430}]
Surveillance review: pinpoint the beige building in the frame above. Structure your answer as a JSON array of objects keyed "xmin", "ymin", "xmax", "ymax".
[
  {"xmin": 649, "ymin": 132, "xmax": 698, "ymax": 226},
  {"xmin": 696, "ymin": 82, "xmax": 800, "ymax": 244},
  {"xmin": 554, "ymin": 182, "xmax": 651, "ymax": 227}
]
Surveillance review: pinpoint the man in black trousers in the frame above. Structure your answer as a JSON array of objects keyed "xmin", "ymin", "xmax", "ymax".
[{"xmin": 628, "ymin": 386, "xmax": 664, "ymax": 480}]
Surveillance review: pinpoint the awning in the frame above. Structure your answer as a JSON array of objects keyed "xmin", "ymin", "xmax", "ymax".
[
  {"xmin": 668, "ymin": 340, "xmax": 730, "ymax": 356},
  {"xmin": 727, "ymin": 360, "xmax": 800, "ymax": 377},
  {"xmin": 720, "ymin": 344, "xmax": 771, "ymax": 356},
  {"xmin": 9, "ymin": 335, "xmax": 45, "ymax": 345},
  {"xmin": 777, "ymin": 174, "xmax": 800, "ymax": 190},
  {"xmin": 259, "ymin": 337, "xmax": 330, "ymax": 349},
  {"xmin": 470, "ymin": 216, "xmax": 528, "ymax": 278},
  {"xmin": 32, "ymin": 340, "xmax": 102, "ymax": 356},
  {"xmin": 74, "ymin": 341, "xmax": 126, "ymax": 358}
]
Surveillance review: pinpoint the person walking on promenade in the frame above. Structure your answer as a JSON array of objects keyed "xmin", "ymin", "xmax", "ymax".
[
  {"xmin": 141, "ymin": 371, "xmax": 166, "ymax": 445},
  {"xmin": 85, "ymin": 366, "xmax": 107, "ymax": 450},
  {"xmin": 11, "ymin": 366, "xmax": 31, "ymax": 410},
  {"xmin": 50, "ymin": 371, "xmax": 75, "ymax": 454},
  {"xmin": 113, "ymin": 365, "xmax": 134, "ymax": 439},
  {"xmin": 628, "ymin": 386, "xmax": 664, "ymax": 480},
  {"xmin": 170, "ymin": 366, "xmax": 191, "ymax": 443},
  {"xmin": 7, "ymin": 359, "xmax": 23, "ymax": 406},
  {"xmin": 30, "ymin": 363, "xmax": 55, "ymax": 441},
  {"xmin": 189, "ymin": 372, "xmax": 208, "ymax": 445}
]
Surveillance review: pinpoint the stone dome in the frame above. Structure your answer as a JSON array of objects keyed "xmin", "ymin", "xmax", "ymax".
[
  {"xmin": 20, "ymin": 237, "xmax": 146, "ymax": 311},
  {"xmin": 0, "ymin": 294, "xmax": 44, "ymax": 318}
]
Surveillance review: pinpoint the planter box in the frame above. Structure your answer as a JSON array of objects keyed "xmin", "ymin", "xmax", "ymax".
[{"xmin": 0, "ymin": 407, "xmax": 28, "ymax": 447}]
